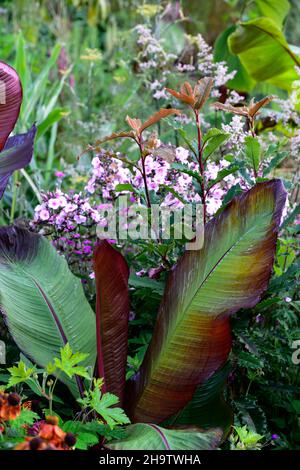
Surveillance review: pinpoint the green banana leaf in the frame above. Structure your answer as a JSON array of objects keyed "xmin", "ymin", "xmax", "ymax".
[
  {"xmin": 168, "ymin": 363, "xmax": 233, "ymax": 436},
  {"xmin": 0, "ymin": 226, "xmax": 96, "ymax": 396},
  {"xmin": 228, "ymin": 18, "xmax": 300, "ymax": 91},
  {"xmin": 214, "ymin": 25, "xmax": 256, "ymax": 92},
  {"xmin": 106, "ymin": 423, "xmax": 222, "ymax": 450},
  {"xmin": 256, "ymin": 0, "xmax": 290, "ymax": 28},
  {"xmin": 127, "ymin": 180, "xmax": 286, "ymax": 423}
]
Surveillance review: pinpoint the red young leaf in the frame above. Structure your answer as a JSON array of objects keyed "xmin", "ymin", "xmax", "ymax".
[
  {"xmin": 94, "ymin": 240, "xmax": 130, "ymax": 404},
  {"xmin": 140, "ymin": 108, "xmax": 180, "ymax": 133},
  {"xmin": 0, "ymin": 62, "xmax": 23, "ymax": 151},
  {"xmin": 126, "ymin": 116, "xmax": 142, "ymax": 132}
]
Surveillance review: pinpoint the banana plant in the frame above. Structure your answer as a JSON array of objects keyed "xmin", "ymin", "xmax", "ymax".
[
  {"xmin": 0, "ymin": 61, "xmax": 36, "ymax": 199},
  {"xmin": 0, "ymin": 178, "xmax": 286, "ymax": 449}
]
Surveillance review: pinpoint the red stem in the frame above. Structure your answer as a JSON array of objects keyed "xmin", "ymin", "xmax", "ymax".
[
  {"xmin": 138, "ymin": 136, "xmax": 151, "ymax": 209},
  {"xmin": 195, "ymin": 110, "xmax": 206, "ymax": 225}
]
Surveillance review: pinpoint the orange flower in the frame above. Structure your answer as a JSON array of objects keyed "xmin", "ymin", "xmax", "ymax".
[
  {"xmin": 0, "ymin": 392, "xmax": 21, "ymax": 422},
  {"xmin": 38, "ymin": 416, "xmax": 66, "ymax": 445},
  {"xmin": 14, "ymin": 416, "xmax": 76, "ymax": 451}
]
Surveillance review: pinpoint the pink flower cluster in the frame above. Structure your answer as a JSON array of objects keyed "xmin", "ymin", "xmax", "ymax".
[
  {"xmin": 34, "ymin": 189, "xmax": 103, "ymax": 228},
  {"xmin": 84, "ymin": 145, "xmax": 241, "ymax": 216}
]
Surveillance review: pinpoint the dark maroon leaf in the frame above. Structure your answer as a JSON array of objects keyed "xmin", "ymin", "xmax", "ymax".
[
  {"xmin": 0, "ymin": 124, "xmax": 36, "ymax": 198},
  {"xmin": 0, "ymin": 61, "xmax": 22, "ymax": 151},
  {"xmin": 94, "ymin": 240, "xmax": 130, "ymax": 404}
]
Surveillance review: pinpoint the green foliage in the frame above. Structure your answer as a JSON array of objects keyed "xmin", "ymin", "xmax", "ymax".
[
  {"xmin": 46, "ymin": 343, "xmax": 90, "ymax": 379},
  {"xmin": 78, "ymin": 379, "xmax": 130, "ymax": 429},
  {"xmin": 228, "ymin": 18, "xmax": 300, "ymax": 90},
  {"xmin": 230, "ymin": 425, "xmax": 263, "ymax": 450},
  {"xmin": 7, "ymin": 361, "xmax": 36, "ymax": 387},
  {"xmin": 107, "ymin": 423, "xmax": 222, "ymax": 450}
]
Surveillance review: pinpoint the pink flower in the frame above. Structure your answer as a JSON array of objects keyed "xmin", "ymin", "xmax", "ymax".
[
  {"xmin": 74, "ymin": 214, "xmax": 87, "ymax": 224},
  {"xmin": 54, "ymin": 171, "xmax": 65, "ymax": 178},
  {"xmin": 64, "ymin": 203, "xmax": 77, "ymax": 213},
  {"xmin": 39, "ymin": 209, "xmax": 50, "ymax": 221},
  {"xmin": 48, "ymin": 198, "xmax": 61, "ymax": 210}
]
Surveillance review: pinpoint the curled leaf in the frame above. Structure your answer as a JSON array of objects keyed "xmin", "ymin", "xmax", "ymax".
[
  {"xmin": 194, "ymin": 77, "xmax": 214, "ymax": 110},
  {"xmin": 140, "ymin": 108, "xmax": 180, "ymax": 133},
  {"xmin": 0, "ymin": 61, "xmax": 22, "ymax": 151}
]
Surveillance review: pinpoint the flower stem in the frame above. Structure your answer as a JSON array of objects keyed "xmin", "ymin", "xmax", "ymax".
[{"xmin": 138, "ymin": 137, "xmax": 151, "ymax": 209}]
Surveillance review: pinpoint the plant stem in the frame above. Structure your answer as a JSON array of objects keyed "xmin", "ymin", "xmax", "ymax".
[
  {"xmin": 10, "ymin": 171, "xmax": 19, "ymax": 224},
  {"xmin": 194, "ymin": 110, "xmax": 206, "ymax": 225},
  {"xmin": 249, "ymin": 117, "xmax": 258, "ymax": 178},
  {"xmin": 138, "ymin": 137, "xmax": 151, "ymax": 209}
]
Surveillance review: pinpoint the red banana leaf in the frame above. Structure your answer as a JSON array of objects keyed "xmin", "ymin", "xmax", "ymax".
[
  {"xmin": 94, "ymin": 240, "xmax": 130, "ymax": 405},
  {"xmin": 0, "ymin": 61, "xmax": 22, "ymax": 151},
  {"xmin": 126, "ymin": 179, "xmax": 286, "ymax": 423}
]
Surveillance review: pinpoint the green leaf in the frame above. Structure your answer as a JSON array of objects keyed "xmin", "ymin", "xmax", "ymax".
[
  {"xmin": 238, "ymin": 351, "xmax": 264, "ymax": 370},
  {"xmin": 49, "ymin": 343, "xmax": 90, "ymax": 379},
  {"xmin": 114, "ymin": 183, "xmax": 135, "ymax": 192},
  {"xmin": 36, "ymin": 107, "xmax": 69, "ymax": 140},
  {"xmin": 127, "ymin": 180, "xmax": 286, "ymax": 423},
  {"xmin": 168, "ymin": 363, "xmax": 232, "ymax": 436},
  {"xmin": 262, "ymin": 151, "xmax": 288, "ymax": 176},
  {"xmin": 22, "ymin": 43, "xmax": 62, "ymax": 122},
  {"xmin": 106, "ymin": 423, "xmax": 222, "ymax": 450},
  {"xmin": 0, "ymin": 226, "xmax": 96, "ymax": 397},
  {"xmin": 256, "ymin": 0, "xmax": 290, "ymax": 28},
  {"xmin": 129, "ymin": 275, "xmax": 164, "ymax": 295},
  {"xmin": 7, "ymin": 361, "xmax": 36, "ymax": 387},
  {"xmin": 244, "ymin": 136, "xmax": 261, "ymax": 174},
  {"xmin": 171, "ymin": 162, "xmax": 203, "ymax": 184},
  {"xmin": 228, "ymin": 18, "xmax": 300, "ymax": 91},
  {"xmin": 78, "ymin": 380, "xmax": 130, "ymax": 429},
  {"xmin": 9, "ymin": 409, "xmax": 39, "ymax": 430},
  {"xmin": 203, "ymin": 128, "xmax": 230, "ymax": 160},
  {"xmin": 207, "ymin": 165, "xmax": 240, "ymax": 189},
  {"xmin": 214, "ymin": 25, "xmax": 256, "ymax": 92}
]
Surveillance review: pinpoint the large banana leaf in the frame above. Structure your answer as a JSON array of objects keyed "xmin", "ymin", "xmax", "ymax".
[
  {"xmin": 0, "ymin": 125, "xmax": 36, "ymax": 198},
  {"xmin": 214, "ymin": 25, "xmax": 256, "ymax": 92},
  {"xmin": 256, "ymin": 0, "xmax": 290, "ymax": 28},
  {"xmin": 94, "ymin": 240, "xmax": 129, "ymax": 404},
  {"xmin": 106, "ymin": 423, "xmax": 222, "ymax": 450},
  {"xmin": 168, "ymin": 363, "xmax": 233, "ymax": 436},
  {"xmin": 127, "ymin": 180, "xmax": 286, "ymax": 423},
  {"xmin": 0, "ymin": 226, "xmax": 96, "ymax": 396},
  {"xmin": 0, "ymin": 61, "xmax": 22, "ymax": 151},
  {"xmin": 228, "ymin": 18, "xmax": 300, "ymax": 91}
]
